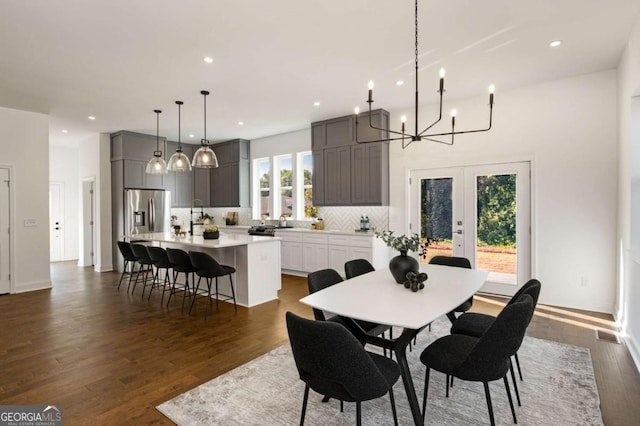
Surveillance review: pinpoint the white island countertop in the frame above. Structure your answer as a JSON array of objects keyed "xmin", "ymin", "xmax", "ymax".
[{"xmin": 127, "ymin": 232, "xmax": 279, "ymax": 248}]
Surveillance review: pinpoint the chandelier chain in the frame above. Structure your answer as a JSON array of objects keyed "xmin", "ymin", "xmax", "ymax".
[{"xmin": 415, "ymin": 0, "xmax": 418, "ymax": 69}]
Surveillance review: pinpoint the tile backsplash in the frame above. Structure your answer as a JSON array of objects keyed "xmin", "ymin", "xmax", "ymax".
[{"xmin": 170, "ymin": 206, "xmax": 389, "ymax": 232}]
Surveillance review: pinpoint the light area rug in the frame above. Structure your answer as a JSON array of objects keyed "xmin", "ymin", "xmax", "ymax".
[{"xmin": 157, "ymin": 317, "xmax": 603, "ymax": 425}]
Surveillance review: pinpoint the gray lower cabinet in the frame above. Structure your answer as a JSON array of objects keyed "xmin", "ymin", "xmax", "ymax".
[{"xmin": 312, "ymin": 109, "xmax": 389, "ymax": 206}]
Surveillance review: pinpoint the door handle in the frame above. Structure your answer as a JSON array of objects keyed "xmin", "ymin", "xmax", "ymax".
[
  {"xmin": 54, "ymin": 227, "xmax": 60, "ymax": 230},
  {"xmin": 456, "ymin": 229, "xmax": 462, "ymax": 235}
]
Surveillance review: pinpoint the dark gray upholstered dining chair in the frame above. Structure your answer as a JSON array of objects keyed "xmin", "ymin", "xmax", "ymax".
[
  {"xmin": 307, "ymin": 269, "xmax": 390, "ymax": 347},
  {"xmin": 420, "ymin": 294, "xmax": 534, "ymax": 426},
  {"xmin": 450, "ymin": 278, "xmax": 541, "ymax": 406},
  {"xmin": 286, "ymin": 312, "xmax": 400, "ymax": 426},
  {"xmin": 344, "ymin": 258, "xmax": 375, "ymax": 280},
  {"xmin": 428, "ymin": 256, "xmax": 473, "ymax": 323}
]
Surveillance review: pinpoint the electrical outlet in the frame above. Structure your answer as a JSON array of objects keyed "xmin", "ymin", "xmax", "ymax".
[{"xmin": 24, "ymin": 219, "xmax": 37, "ymax": 227}]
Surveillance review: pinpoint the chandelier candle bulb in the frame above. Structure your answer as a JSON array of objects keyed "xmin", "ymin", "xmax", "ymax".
[
  {"xmin": 354, "ymin": 106, "xmax": 360, "ymax": 115},
  {"xmin": 368, "ymin": 80, "xmax": 374, "ymax": 103},
  {"xmin": 489, "ymin": 84, "xmax": 495, "ymax": 106},
  {"xmin": 439, "ymin": 68, "xmax": 445, "ymax": 92},
  {"xmin": 451, "ymin": 109, "xmax": 457, "ymax": 127},
  {"xmin": 401, "ymin": 115, "xmax": 407, "ymax": 133}
]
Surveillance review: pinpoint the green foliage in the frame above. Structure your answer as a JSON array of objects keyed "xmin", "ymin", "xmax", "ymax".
[
  {"xmin": 420, "ymin": 178, "xmax": 452, "ymax": 241},
  {"xmin": 260, "ymin": 171, "xmax": 270, "ymax": 189},
  {"xmin": 476, "ymin": 174, "xmax": 516, "ymax": 247},
  {"xmin": 375, "ymin": 230, "xmax": 420, "ymax": 253}
]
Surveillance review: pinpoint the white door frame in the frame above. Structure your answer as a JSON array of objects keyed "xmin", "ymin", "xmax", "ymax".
[
  {"xmin": 49, "ymin": 181, "xmax": 65, "ymax": 262},
  {"xmin": 79, "ymin": 177, "xmax": 96, "ymax": 267},
  {"xmin": 0, "ymin": 166, "xmax": 13, "ymax": 294},
  {"xmin": 410, "ymin": 161, "xmax": 532, "ymax": 296}
]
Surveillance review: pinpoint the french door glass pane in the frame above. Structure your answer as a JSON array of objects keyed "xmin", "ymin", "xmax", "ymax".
[
  {"xmin": 420, "ymin": 177, "xmax": 453, "ymax": 263},
  {"xmin": 476, "ymin": 173, "xmax": 517, "ymax": 284}
]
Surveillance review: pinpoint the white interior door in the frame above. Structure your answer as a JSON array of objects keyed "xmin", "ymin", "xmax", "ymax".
[
  {"xmin": 411, "ymin": 161, "xmax": 531, "ymax": 296},
  {"xmin": 0, "ymin": 168, "xmax": 10, "ymax": 294},
  {"xmin": 49, "ymin": 182, "xmax": 64, "ymax": 262}
]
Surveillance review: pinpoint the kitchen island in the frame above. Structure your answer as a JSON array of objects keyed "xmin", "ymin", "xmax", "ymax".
[{"xmin": 126, "ymin": 232, "xmax": 281, "ymax": 308}]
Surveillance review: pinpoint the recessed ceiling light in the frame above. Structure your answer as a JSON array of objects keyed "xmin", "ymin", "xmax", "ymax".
[
  {"xmin": 203, "ymin": 56, "xmax": 214, "ymax": 63},
  {"xmin": 313, "ymin": 101, "xmax": 320, "ymax": 107},
  {"xmin": 88, "ymin": 116, "xmax": 96, "ymax": 120},
  {"xmin": 396, "ymin": 80, "xmax": 404, "ymax": 86},
  {"xmin": 61, "ymin": 129, "xmax": 68, "ymax": 133},
  {"xmin": 238, "ymin": 121, "xmax": 244, "ymax": 126},
  {"xmin": 189, "ymin": 134, "xmax": 195, "ymax": 138},
  {"xmin": 549, "ymin": 40, "xmax": 562, "ymax": 48}
]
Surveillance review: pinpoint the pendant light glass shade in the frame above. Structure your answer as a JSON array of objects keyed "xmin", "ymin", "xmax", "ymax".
[
  {"xmin": 192, "ymin": 90, "xmax": 219, "ymax": 168},
  {"xmin": 146, "ymin": 109, "xmax": 167, "ymax": 174},
  {"xmin": 167, "ymin": 100, "xmax": 192, "ymax": 172},
  {"xmin": 192, "ymin": 145, "xmax": 218, "ymax": 168}
]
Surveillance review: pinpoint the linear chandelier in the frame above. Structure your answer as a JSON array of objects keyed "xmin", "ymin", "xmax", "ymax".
[{"xmin": 354, "ymin": 0, "xmax": 495, "ymax": 149}]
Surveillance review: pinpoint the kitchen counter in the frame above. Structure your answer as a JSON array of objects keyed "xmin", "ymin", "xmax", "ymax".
[
  {"xmin": 217, "ymin": 225, "xmax": 376, "ymax": 236},
  {"xmin": 125, "ymin": 232, "xmax": 281, "ymax": 308},
  {"xmin": 128, "ymin": 231, "xmax": 279, "ymax": 247}
]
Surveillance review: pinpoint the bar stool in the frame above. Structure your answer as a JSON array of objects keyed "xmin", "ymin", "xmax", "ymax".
[
  {"xmin": 130, "ymin": 243, "xmax": 155, "ymax": 298},
  {"xmin": 166, "ymin": 247, "xmax": 198, "ymax": 311},
  {"xmin": 116, "ymin": 241, "xmax": 138, "ymax": 292},
  {"xmin": 147, "ymin": 246, "xmax": 173, "ymax": 304},
  {"xmin": 188, "ymin": 251, "xmax": 237, "ymax": 319}
]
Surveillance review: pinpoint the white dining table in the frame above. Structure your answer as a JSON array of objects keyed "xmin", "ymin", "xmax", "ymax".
[{"xmin": 300, "ymin": 263, "xmax": 488, "ymax": 426}]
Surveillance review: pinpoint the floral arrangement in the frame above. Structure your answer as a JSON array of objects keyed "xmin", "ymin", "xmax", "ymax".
[
  {"xmin": 374, "ymin": 229, "xmax": 421, "ymax": 254},
  {"xmin": 194, "ymin": 213, "xmax": 215, "ymax": 225},
  {"xmin": 204, "ymin": 225, "xmax": 218, "ymax": 233}
]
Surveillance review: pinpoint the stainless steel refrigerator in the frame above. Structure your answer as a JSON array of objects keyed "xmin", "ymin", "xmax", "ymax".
[{"xmin": 125, "ymin": 189, "xmax": 171, "ymax": 235}]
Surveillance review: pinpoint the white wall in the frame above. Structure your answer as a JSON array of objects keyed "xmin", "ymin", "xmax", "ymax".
[
  {"xmin": 78, "ymin": 133, "xmax": 113, "ymax": 272},
  {"xmin": 389, "ymin": 70, "xmax": 618, "ymax": 314},
  {"xmin": 49, "ymin": 146, "xmax": 79, "ymax": 260},
  {"xmin": 617, "ymin": 16, "xmax": 640, "ymax": 371},
  {"xmin": 0, "ymin": 106, "xmax": 51, "ymax": 292}
]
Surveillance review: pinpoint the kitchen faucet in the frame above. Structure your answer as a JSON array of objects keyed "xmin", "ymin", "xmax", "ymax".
[{"xmin": 190, "ymin": 198, "xmax": 204, "ymax": 235}]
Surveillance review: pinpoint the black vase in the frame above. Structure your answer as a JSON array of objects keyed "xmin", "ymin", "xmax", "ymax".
[{"xmin": 389, "ymin": 250, "xmax": 419, "ymax": 284}]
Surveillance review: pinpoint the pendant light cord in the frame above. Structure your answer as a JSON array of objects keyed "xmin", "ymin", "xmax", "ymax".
[
  {"xmin": 154, "ymin": 109, "xmax": 162, "ymax": 156},
  {"xmin": 201, "ymin": 90, "xmax": 210, "ymax": 146}
]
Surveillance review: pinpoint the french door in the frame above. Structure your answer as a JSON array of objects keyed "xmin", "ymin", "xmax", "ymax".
[{"xmin": 410, "ymin": 162, "xmax": 531, "ymax": 296}]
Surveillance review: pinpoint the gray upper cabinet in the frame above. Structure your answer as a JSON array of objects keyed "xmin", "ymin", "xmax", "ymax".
[
  {"xmin": 112, "ymin": 131, "xmax": 168, "ymax": 190},
  {"xmin": 193, "ymin": 167, "xmax": 211, "ymax": 207},
  {"xmin": 311, "ymin": 109, "xmax": 389, "ymax": 206},
  {"xmin": 166, "ymin": 142, "xmax": 194, "ymax": 207},
  {"xmin": 203, "ymin": 138, "xmax": 250, "ymax": 207}
]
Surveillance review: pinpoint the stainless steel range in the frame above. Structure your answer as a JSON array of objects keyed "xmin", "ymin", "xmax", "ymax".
[{"xmin": 248, "ymin": 225, "xmax": 277, "ymax": 236}]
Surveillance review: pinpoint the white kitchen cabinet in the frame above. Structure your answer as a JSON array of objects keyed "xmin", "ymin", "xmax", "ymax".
[
  {"xmin": 302, "ymin": 233, "xmax": 329, "ymax": 272},
  {"xmin": 280, "ymin": 233, "xmax": 304, "ymax": 271},
  {"xmin": 303, "ymin": 243, "xmax": 328, "ymax": 272}
]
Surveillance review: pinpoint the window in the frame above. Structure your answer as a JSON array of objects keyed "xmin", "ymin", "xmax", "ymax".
[
  {"xmin": 255, "ymin": 158, "xmax": 270, "ymax": 219},
  {"xmin": 252, "ymin": 151, "xmax": 314, "ymax": 220},
  {"xmin": 300, "ymin": 152, "xmax": 315, "ymax": 218},
  {"xmin": 276, "ymin": 155, "xmax": 293, "ymax": 218}
]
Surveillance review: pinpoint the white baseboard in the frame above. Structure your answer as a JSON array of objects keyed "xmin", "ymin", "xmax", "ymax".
[
  {"xmin": 94, "ymin": 264, "xmax": 113, "ymax": 272},
  {"xmin": 14, "ymin": 280, "xmax": 52, "ymax": 293},
  {"xmin": 624, "ymin": 332, "xmax": 640, "ymax": 374}
]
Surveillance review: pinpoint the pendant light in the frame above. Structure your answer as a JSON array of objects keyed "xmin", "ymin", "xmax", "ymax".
[
  {"xmin": 167, "ymin": 100, "xmax": 192, "ymax": 172},
  {"xmin": 191, "ymin": 90, "xmax": 219, "ymax": 168},
  {"xmin": 146, "ymin": 109, "xmax": 168, "ymax": 174}
]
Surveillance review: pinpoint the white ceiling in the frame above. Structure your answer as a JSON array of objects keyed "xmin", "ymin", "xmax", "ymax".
[{"xmin": 1, "ymin": 0, "xmax": 639, "ymax": 147}]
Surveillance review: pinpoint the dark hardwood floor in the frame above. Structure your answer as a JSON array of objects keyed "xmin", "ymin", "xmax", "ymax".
[{"xmin": 0, "ymin": 261, "xmax": 638, "ymax": 425}]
